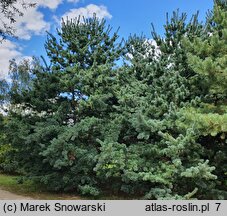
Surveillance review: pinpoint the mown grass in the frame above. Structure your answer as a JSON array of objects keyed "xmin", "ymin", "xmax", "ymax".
[{"xmin": 0, "ymin": 173, "xmax": 82, "ymax": 200}]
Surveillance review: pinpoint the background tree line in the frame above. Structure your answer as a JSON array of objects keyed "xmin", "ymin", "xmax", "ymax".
[{"xmin": 0, "ymin": 0, "xmax": 226, "ymax": 199}]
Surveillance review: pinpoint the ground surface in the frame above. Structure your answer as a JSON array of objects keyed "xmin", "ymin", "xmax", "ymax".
[
  {"xmin": 0, "ymin": 188, "xmax": 32, "ymax": 200},
  {"xmin": 0, "ymin": 174, "xmax": 83, "ymax": 199}
]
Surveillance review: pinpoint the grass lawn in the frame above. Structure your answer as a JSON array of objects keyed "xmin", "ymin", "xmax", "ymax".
[
  {"xmin": 0, "ymin": 174, "xmax": 131, "ymax": 200},
  {"xmin": 0, "ymin": 173, "xmax": 83, "ymax": 200}
]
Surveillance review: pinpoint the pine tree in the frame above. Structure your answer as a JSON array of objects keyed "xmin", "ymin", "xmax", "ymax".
[
  {"xmin": 3, "ymin": 3, "xmax": 226, "ymax": 199},
  {"xmin": 181, "ymin": 0, "xmax": 227, "ymax": 198},
  {"xmin": 6, "ymin": 15, "xmax": 124, "ymax": 195},
  {"xmin": 44, "ymin": 15, "xmax": 123, "ymax": 123},
  {"xmin": 94, "ymin": 10, "xmax": 217, "ymax": 199}
]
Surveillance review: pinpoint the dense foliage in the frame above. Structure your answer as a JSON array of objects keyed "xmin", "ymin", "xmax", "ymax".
[{"xmin": 0, "ymin": 0, "xmax": 226, "ymax": 199}]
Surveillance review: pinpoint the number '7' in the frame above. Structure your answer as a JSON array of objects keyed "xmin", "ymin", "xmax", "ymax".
[{"xmin": 215, "ymin": 203, "xmax": 221, "ymax": 211}]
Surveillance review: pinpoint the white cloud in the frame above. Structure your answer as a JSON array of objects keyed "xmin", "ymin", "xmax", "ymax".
[
  {"xmin": 0, "ymin": 0, "xmax": 64, "ymax": 79},
  {"xmin": 14, "ymin": 7, "xmax": 50, "ymax": 40},
  {"xmin": 0, "ymin": 1, "xmax": 112, "ymax": 80},
  {"xmin": 0, "ymin": 40, "xmax": 22, "ymax": 79},
  {"xmin": 62, "ymin": 4, "xmax": 112, "ymax": 21},
  {"xmin": 1, "ymin": 2, "xmax": 111, "ymax": 40},
  {"xmin": 33, "ymin": 0, "xmax": 63, "ymax": 10},
  {"xmin": 16, "ymin": 0, "xmax": 66, "ymax": 38},
  {"xmin": 0, "ymin": 0, "xmax": 65, "ymax": 40},
  {"xmin": 145, "ymin": 39, "xmax": 161, "ymax": 57},
  {"xmin": 0, "ymin": 40, "xmax": 34, "ymax": 80},
  {"xmin": 126, "ymin": 39, "xmax": 161, "ymax": 61},
  {"xmin": 67, "ymin": 0, "xmax": 80, "ymax": 3}
]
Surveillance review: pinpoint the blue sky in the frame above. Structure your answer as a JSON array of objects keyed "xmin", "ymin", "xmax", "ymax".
[{"xmin": 0, "ymin": 0, "xmax": 213, "ymax": 79}]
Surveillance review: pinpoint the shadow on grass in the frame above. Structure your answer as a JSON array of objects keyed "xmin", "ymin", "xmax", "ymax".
[
  {"xmin": 0, "ymin": 173, "xmax": 83, "ymax": 200},
  {"xmin": 0, "ymin": 173, "xmax": 138, "ymax": 200}
]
